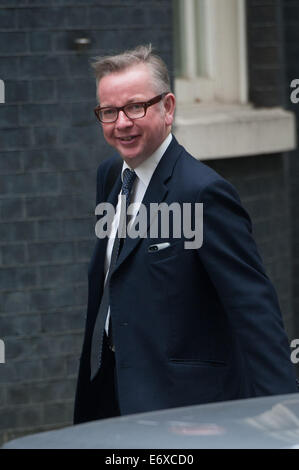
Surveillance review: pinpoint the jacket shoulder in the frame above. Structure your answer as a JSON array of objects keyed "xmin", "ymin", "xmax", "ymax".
[
  {"xmin": 96, "ymin": 153, "xmax": 122, "ymax": 183},
  {"xmin": 175, "ymin": 146, "xmax": 229, "ymax": 194},
  {"xmin": 95, "ymin": 153, "xmax": 122, "ymax": 205}
]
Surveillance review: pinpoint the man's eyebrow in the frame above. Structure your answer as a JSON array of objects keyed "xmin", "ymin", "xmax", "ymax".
[
  {"xmin": 126, "ymin": 96, "xmax": 145, "ymax": 103},
  {"xmin": 100, "ymin": 96, "xmax": 146, "ymax": 108}
]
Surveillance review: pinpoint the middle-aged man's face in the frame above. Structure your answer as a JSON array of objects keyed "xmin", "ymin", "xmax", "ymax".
[{"xmin": 97, "ymin": 63, "xmax": 176, "ymax": 168}]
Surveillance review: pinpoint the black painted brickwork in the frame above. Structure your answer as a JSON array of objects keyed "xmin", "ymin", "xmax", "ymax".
[
  {"xmin": 208, "ymin": 0, "xmax": 298, "ymax": 363},
  {"xmin": 209, "ymin": 0, "xmax": 298, "ymax": 350},
  {"xmin": 245, "ymin": 0, "xmax": 299, "ymax": 344},
  {"xmin": 0, "ymin": 0, "xmax": 173, "ymax": 445},
  {"xmin": 207, "ymin": 154, "xmax": 294, "ymax": 338},
  {"xmin": 210, "ymin": 0, "xmax": 297, "ymax": 339},
  {"xmin": 282, "ymin": 0, "xmax": 299, "ymax": 341}
]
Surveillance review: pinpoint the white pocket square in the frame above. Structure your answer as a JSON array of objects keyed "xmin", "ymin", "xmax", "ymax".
[{"xmin": 148, "ymin": 242, "xmax": 171, "ymax": 253}]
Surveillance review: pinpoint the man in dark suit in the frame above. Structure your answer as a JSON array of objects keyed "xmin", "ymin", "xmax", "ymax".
[{"xmin": 74, "ymin": 45, "xmax": 298, "ymax": 424}]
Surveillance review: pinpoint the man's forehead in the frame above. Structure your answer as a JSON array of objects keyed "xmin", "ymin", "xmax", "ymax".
[
  {"xmin": 97, "ymin": 64, "xmax": 155, "ymax": 102},
  {"xmin": 101, "ymin": 63, "xmax": 151, "ymax": 83}
]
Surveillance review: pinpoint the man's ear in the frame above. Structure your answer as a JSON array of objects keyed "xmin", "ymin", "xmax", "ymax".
[{"xmin": 164, "ymin": 93, "xmax": 176, "ymax": 126}]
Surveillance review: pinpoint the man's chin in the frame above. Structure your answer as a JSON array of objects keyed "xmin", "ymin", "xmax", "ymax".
[{"xmin": 117, "ymin": 148, "xmax": 148, "ymax": 168}]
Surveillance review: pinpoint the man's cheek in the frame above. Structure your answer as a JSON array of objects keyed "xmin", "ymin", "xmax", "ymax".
[{"xmin": 103, "ymin": 132, "xmax": 114, "ymax": 145}]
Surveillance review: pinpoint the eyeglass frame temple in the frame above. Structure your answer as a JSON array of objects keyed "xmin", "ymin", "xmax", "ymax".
[{"xmin": 94, "ymin": 91, "xmax": 170, "ymax": 123}]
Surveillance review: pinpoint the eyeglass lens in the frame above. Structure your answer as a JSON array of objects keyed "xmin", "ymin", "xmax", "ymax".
[{"xmin": 100, "ymin": 103, "xmax": 145, "ymax": 123}]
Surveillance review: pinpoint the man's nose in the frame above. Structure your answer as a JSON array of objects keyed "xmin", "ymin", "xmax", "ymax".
[{"xmin": 115, "ymin": 110, "xmax": 133, "ymax": 128}]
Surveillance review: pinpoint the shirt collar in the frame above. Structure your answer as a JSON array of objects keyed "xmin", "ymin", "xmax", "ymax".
[{"xmin": 121, "ymin": 133, "xmax": 173, "ymax": 186}]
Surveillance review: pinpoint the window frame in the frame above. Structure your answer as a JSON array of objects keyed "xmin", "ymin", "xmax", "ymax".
[{"xmin": 174, "ymin": 0, "xmax": 248, "ymax": 105}]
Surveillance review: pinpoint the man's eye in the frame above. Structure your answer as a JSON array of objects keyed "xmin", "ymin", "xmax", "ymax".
[
  {"xmin": 127, "ymin": 103, "xmax": 143, "ymax": 112},
  {"xmin": 102, "ymin": 108, "xmax": 115, "ymax": 116}
]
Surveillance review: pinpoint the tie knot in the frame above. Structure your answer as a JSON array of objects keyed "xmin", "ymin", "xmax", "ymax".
[{"xmin": 122, "ymin": 168, "xmax": 136, "ymax": 198}]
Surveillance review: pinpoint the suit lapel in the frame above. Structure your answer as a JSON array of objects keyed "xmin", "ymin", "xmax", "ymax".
[
  {"xmin": 114, "ymin": 136, "xmax": 183, "ymax": 270},
  {"xmin": 93, "ymin": 169, "xmax": 122, "ymax": 279}
]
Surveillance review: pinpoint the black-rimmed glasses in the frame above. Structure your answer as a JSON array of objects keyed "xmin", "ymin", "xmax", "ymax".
[{"xmin": 94, "ymin": 92, "xmax": 169, "ymax": 123}]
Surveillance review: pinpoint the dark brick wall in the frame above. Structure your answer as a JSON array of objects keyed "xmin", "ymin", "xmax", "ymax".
[
  {"xmin": 282, "ymin": 0, "xmax": 299, "ymax": 339},
  {"xmin": 246, "ymin": 0, "xmax": 286, "ymax": 107},
  {"xmin": 206, "ymin": 0, "xmax": 298, "ymax": 373},
  {"xmin": 220, "ymin": 0, "xmax": 296, "ymax": 338},
  {"xmin": 0, "ymin": 0, "xmax": 173, "ymax": 445},
  {"xmin": 207, "ymin": 0, "xmax": 298, "ymax": 355},
  {"xmin": 245, "ymin": 0, "xmax": 299, "ymax": 341},
  {"xmin": 206, "ymin": 154, "xmax": 294, "ymax": 337},
  {"xmin": 207, "ymin": 0, "xmax": 297, "ymax": 350}
]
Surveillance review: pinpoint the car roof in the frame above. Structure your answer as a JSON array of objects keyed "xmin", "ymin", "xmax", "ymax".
[{"xmin": 2, "ymin": 393, "xmax": 299, "ymax": 449}]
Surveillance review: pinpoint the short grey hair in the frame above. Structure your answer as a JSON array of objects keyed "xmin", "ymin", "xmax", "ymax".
[{"xmin": 91, "ymin": 44, "xmax": 171, "ymax": 95}]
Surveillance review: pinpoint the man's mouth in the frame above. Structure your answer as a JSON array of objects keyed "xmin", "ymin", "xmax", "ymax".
[{"xmin": 118, "ymin": 135, "xmax": 139, "ymax": 143}]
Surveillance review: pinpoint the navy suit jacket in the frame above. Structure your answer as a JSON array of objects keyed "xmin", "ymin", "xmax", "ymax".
[{"xmin": 74, "ymin": 136, "xmax": 297, "ymax": 424}]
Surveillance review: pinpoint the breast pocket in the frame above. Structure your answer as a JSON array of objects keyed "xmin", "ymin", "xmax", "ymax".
[{"xmin": 147, "ymin": 240, "xmax": 185, "ymax": 264}]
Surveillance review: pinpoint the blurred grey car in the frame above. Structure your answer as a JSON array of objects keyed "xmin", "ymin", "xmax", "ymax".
[{"xmin": 2, "ymin": 393, "xmax": 299, "ymax": 449}]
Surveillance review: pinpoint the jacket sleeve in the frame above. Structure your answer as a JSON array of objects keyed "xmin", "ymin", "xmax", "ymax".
[{"xmin": 197, "ymin": 177, "xmax": 298, "ymax": 396}]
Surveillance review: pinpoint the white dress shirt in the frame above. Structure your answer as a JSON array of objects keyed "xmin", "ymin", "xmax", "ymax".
[{"xmin": 104, "ymin": 132, "xmax": 173, "ymax": 334}]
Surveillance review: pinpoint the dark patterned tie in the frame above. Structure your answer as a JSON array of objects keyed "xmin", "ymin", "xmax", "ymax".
[{"xmin": 90, "ymin": 168, "xmax": 136, "ymax": 381}]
